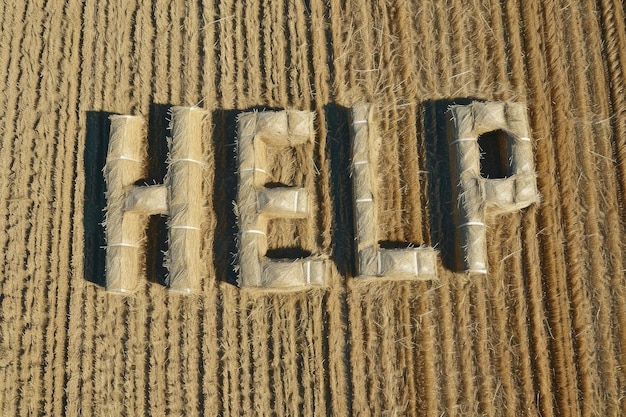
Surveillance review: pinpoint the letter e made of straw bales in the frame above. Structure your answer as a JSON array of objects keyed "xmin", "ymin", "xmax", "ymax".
[
  {"xmin": 236, "ymin": 110, "xmax": 328, "ymax": 289},
  {"xmin": 350, "ymin": 104, "xmax": 438, "ymax": 280},
  {"xmin": 446, "ymin": 101, "xmax": 540, "ymax": 274},
  {"xmin": 104, "ymin": 107, "xmax": 207, "ymax": 294}
]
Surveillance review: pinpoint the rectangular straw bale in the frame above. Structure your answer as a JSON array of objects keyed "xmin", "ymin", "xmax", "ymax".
[
  {"xmin": 166, "ymin": 106, "xmax": 208, "ymax": 293},
  {"xmin": 104, "ymin": 115, "xmax": 151, "ymax": 293}
]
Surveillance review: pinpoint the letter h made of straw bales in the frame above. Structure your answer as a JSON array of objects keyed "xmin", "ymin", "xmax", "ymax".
[
  {"xmin": 446, "ymin": 101, "xmax": 540, "ymax": 274},
  {"xmin": 104, "ymin": 107, "xmax": 206, "ymax": 294}
]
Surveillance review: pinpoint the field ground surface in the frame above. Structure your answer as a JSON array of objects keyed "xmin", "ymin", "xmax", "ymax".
[{"xmin": 1, "ymin": 0, "xmax": 625, "ymax": 415}]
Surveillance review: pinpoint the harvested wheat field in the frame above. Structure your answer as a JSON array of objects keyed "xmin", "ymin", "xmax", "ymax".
[{"xmin": 1, "ymin": 0, "xmax": 625, "ymax": 415}]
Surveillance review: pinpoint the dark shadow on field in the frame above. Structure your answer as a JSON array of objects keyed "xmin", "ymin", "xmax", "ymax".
[
  {"xmin": 422, "ymin": 98, "xmax": 479, "ymax": 271},
  {"xmin": 83, "ymin": 104, "xmax": 171, "ymax": 287},
  {"xmin": 83, "ymin": 111, "xmax": 113, "ymax": 287},
  {"xmin": 210, "ymin": 109, "xmax": 239, "ymax": 286},
  {"xmin": 324, "ymin": 104, "xmax": 355, "ymax": 278}
]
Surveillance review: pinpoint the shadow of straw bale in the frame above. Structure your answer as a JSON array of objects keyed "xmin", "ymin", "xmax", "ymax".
[
  {"xmin": 324, "ymin": 103, "xmax": 355, "ymax": 277},
  {"xmin": 210, "ymin": 108, "xmax": 240, "ymax": 286},
  {"xmin": 83, "ymin": 111, "xmax": 113, "ymax": 287}
]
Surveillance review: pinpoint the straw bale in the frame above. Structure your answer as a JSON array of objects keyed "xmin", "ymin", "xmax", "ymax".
[
  {"xmin": 350, "ymin": 103, "xmax": 438, "ymax": 281},
  {"xmin": 447, "ymin": 101, "xmax": 540, "ymax": 274},
  {"xmin": 104, "ymin": 115, "xmax": 162, "ymax": 293},
  {"xmin": 165, "ymin": 106, "xmax": 208, "ymax": 293},
  {"xmin": 257, "ymin": 187, "xmax": 309, "ymax": 218},
  {"xmin": 124, "ymin": 186, "xmax": 168, "ymax": 214},
  {"xmin": 260, "ymin": 256, "xmax": 326, "ymax": 287},
  {"xmin": 236, "ymin": 110, "xmax": 326, "ymax": 289}
]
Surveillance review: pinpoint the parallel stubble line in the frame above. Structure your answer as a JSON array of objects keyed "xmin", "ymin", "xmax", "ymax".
[
  {"xmin": 179, "ymin": 297, "xmax": 203, "ymax": 416},
  {"xmin": 327, "ymin": 0, "xmax": 348, "ymax": 102},
  {"xmin": 542, "ymin": 1, "xmax": 603, "ymax": 414},
  {"xmin": 11, "ymin": 2, "xmax": 54, "ymax": 414},
  {"xmin": 165, "ymin": 296, "xmax": 183, "ymax": 416},
  {"xmin": 78, "ymin": 288, "xmax": 98, "ymax": 417},
  {"xmin": 469, "ymin": 275, "xmax": 497, "ymax": 417},
  {"xmin": 286, "ymin": 0, "xmax": 308, "ymax": 108},
  {"xmin": 269, "ymin": 296, "xmax": 287, "ymax": 415},
  {"xmin": 219, "ymin": 285, "xmax": 242, "ymax": 416},
  {"xmin": 249, "ymin": 296, "xmax": 272, "ymax": 415},
  {"xmin": 377, "ymin": 3, "xmax": 412, "ymax": 243},
  {"xmin": 299, "ymin": 297, "xmax": 314, "ymax": 416},
  {"xmin": 432, "ymin": 2, "xmax": 453, "ymax": 97},
  {"xmin": 581, "ymin": 3, "xmax": 626, "ymax": 410},
  {"xmin": 0, "ymin": 4, "xmax": 28, "ymax": 373},
  {"xmin": 453, "ymin": 280, "xmax": 480, "ymax": 415},
  {"xmin": 199, "ymin": 0, "xmax": 217, "ymax": 106},
  {"xmin": 501, "ymin": 0, "xmax": 526, "ymax": 98},
  {"xmin": 505, "ymin": 2, "xmax": 556, "ymax": 415},
  {"xmin": 200, "ymin": 284, "xmax": 221, "ymax": 416},
  {"xmin": 272, "ymin": 0, "xmax": 288, "ymax": 107},
  {"xmin": 597, "ymin": 0, "xmax": 626, "ymax": 389},
  {"xmin": 233, "ymin": 0, "xmax": 247, "ymax": 106},
  {"xmin": 325, "ymin": 274, "xmax": 351, "ymax": 416},
  {"xmin": 244, "ymin": 0, "xmax": 262, "ymax": 103},
  {"xmin": 447, "ymin": 0, "xmax": 473, "ymax": 97},
  {"xmin": 127, "ymin": 296, "xmax": 148, "ymax": 416},
  {"xmin": 180, "ymin": 297, "xmax": 202, "ymax": 416},
  {"xmin": 63, "ymin": 0, "xmax": 93, "ymax": 414},
  {"xmin": 125, "ymin": 1, "xmax": 150, "ymax": 113},
  {"xmin": 147, "ymin": 287, "xmax": 168, "ymax": 416},
  {"xmin": 500, "ymin": 215, "xmax": 540, "ymax": 416},
  {"xmin": 483, "ymin": 1, "xmax": 509, "ymax": 96},
  {"xmin": 566, "ymin": 2, "xmax": 620, "ymax": 413},
  {"xmin": 6, "ymin": 3, "xmax": 56, "ymax": 414},
  {"xmin": 294, "ymin": 0, "xmax": 312, "ymax": 109},
  {"xmin": 363, "ymin": 285, "xmax": 383, "ymax": 416},
  {"xmin": 487, "ymin": 220, "xmax": 520, "ymax": 415},
  {"xmin": 238, "ymin": 294, "xmax": 253, "ymax": 414},
  {"xmin": 180, "ymin": 1, "xmax": 202, "ymax": 105},
  {"xmin": 435, "ymin": 275, "xmax": 461, "ymax": 415},
  {"xmin": 520, "ymin": 2, "xmax": 578, "ymax": 415},
  {"xmin": 380, "ymin": 286, "xmax": 403, "ymax": 414},
  {"xmin": 396, "ymin": 285, "xmax": 417, "ymax": 415},
  {"xmin": 416, "ymin": 286, "xmax": 440, "ymax": 415},
  {"xmin": 282, "ymin": 296, "xmax": 303, "ymax": 414},
  {"xmin": 309, "ymin": 291, "xmax": 329, "ymax": 415},
  {"xmin": 216, "ymin": 0, "xmax": 236, "ymax": 107},
  {"xmin": 598, "ymin": 0, "xmax": 626, "ymax": 207},
  {"xmin": 51, "ymin": 3, "xmax": 87, "ymax": 413},
  {"xmin": 410, "ymin": 1, "xmax": 438, "ymax": 96},
  {"xmin": 346, "ymin": 283, "xmax": 368, "ymax": 415}
]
